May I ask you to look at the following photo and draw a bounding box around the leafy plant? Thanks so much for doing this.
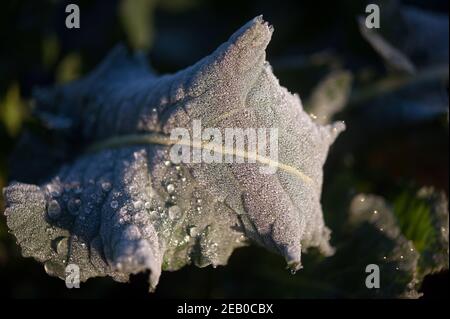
[3,17,344,291]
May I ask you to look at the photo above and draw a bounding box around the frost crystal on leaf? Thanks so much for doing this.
[3,16,344,291]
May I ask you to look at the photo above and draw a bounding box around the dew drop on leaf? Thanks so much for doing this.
[168,205,181,220]
[110,200,118,209]
[133,200,143,210]
[47,200,61,220]
[166,184,175,194]
[56,237,69,256]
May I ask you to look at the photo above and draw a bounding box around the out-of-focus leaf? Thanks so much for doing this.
[357,16,416,75]
[347,64,448,128]
[56,53,82,83]
[0,84,26,137]
[306,70,352,124]
[42,34,60,69]
[401,6,449,67]
[3,17,344,291]
[358,5,448,72]
[394,187,449,276]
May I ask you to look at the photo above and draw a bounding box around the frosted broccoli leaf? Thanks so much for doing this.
[3,16,344,290]
[4,147,245,290]
[348,191,449,298]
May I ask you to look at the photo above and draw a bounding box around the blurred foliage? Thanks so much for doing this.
[0,84,27,137]
[0,0,448,298]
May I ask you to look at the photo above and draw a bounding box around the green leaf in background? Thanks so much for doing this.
[0,84,26,137]
[393,188,449,277]
[42,34,60,70]
[56,53,82,83]
[119,0,156,51]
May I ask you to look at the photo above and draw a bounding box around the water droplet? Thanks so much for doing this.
[133,200,143,210]
[168,205,181,220]
[164,160,171,167]
[56,237,69,256]
[142,225,154,237]
[166,184,175,194]
[188,226,198,237]
[373,210,378,215]
[47,200,61,220]
[110,200,118,209]
[144,201,152,210]
[181,177,187,182]
[68,198,81,215]
[133,151,141,160]
[235,235,246,243]
[101,181,112,192]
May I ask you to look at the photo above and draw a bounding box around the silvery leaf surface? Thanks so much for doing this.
[3,16,344,290]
